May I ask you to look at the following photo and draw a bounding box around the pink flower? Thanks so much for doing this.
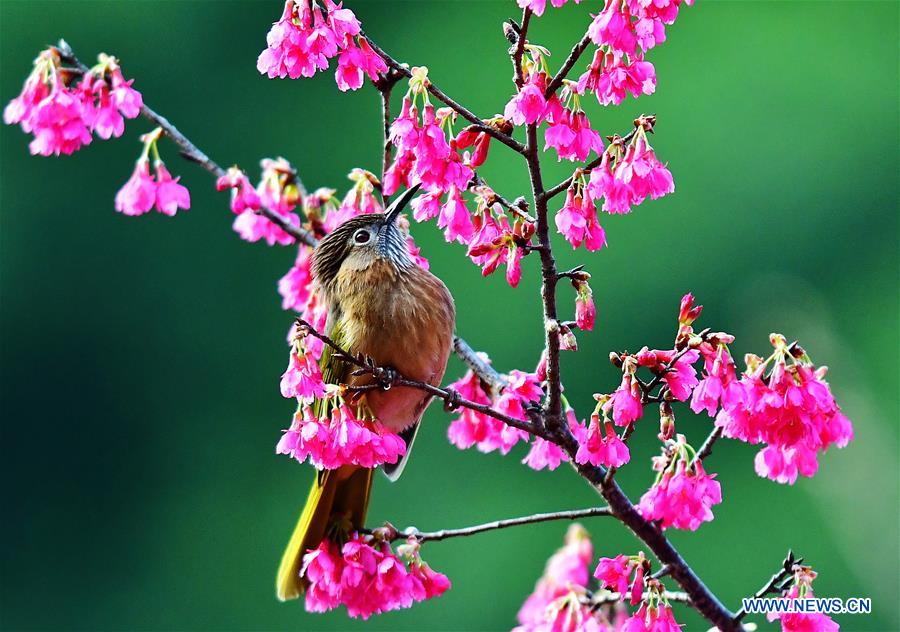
[604,374,643,426]
[586,134,674,215]
[279,248,315,312]
[455,126,492,168]
[636,347,699,402]
[634,17,667,52]
[715,336,854,484]
[437,186,475,244]
[335,37,387,91]
[280,349,326,400]
[115,159,157,216]
[410,191,442,222]
[638,460,722,530]
[544,108,604,162]
[575,415,630,467]
[216,167,262,214]
[467,213,533,288]
[389,97,420,153]
[503,73,548,126]
[406,237,430,269]
[768,584,839,632]
[522,437,567,471]
[26,78,92,156]
[574,280,595,331]
[301,539,343,612]
[588,1,637,56]
[153,163,190,216]
[258,0,358,80]
[382,150,415,196]
[690,342,743,417]
[232,209,298,246]
[257,157,301,214]
[446,368,539,455]
[555,188,607,252]
[622,603,681,632]
[577,49,656,107]
[4,65,50,130]
[408,561,451,600]
[593,554,633,595]
[277,401,406,470]
[301,534,448,618]
[516,524,593,628]
[516,0,579,17]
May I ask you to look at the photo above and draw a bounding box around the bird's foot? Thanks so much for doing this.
[443,388,462,412]
[371,365,399,390]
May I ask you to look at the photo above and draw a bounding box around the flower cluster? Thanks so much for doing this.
[467,187,535,288]
[516,527,686,631]
[586,119,674,215]
[216,160,302,246]
[577,0,694,107]
[514,524,600,632]
[277,398,407,469]
[5,48,142,156]
[276,328,407,469]
[446,366,541,456]
[115,128,190,217]
[302,534,449,618]
[553,118,673,250]
[594,553,645,604]
[713,334,855,484]
[637,434,722,530]
[258,0,387,91]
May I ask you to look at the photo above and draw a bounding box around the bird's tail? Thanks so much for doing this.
[276,465,374,601]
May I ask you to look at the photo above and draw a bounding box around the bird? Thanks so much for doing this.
[276,184,456,601]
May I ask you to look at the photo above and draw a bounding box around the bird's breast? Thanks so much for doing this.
[333,261,455,432]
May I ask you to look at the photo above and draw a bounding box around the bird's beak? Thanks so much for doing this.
[383,182,422,226]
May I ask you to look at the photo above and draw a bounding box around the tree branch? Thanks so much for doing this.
[392,505,611,543]
[296,318,546,439]
[544,31,592,98]
[362,34,527,155]
[733,551,801,622]
[374,70,402,205]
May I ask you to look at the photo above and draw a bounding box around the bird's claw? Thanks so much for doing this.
[443,388,462,412]
[372,365,399,390]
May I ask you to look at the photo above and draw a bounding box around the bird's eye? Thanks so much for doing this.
[352,229,371,245]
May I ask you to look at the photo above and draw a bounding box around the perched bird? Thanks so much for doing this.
[276,184,456,601]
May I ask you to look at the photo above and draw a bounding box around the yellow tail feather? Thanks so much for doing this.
[276,465,374,601]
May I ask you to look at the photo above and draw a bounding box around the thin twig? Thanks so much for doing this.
[56,40,320,249]
[734,551,801,622]
[584,589,690,609]
[374,70,402,205]
[394,506,611,543]
[296,318,544,438]
[544,32,592,98]
[694,426,724,464]
[362,34,527,155]
[510,8,532,90]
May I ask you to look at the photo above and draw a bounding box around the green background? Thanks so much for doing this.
[1,1,897,630]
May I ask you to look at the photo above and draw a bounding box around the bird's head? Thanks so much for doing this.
[312,184,421,289]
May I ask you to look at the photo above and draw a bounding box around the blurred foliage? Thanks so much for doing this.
[1,1,897,630]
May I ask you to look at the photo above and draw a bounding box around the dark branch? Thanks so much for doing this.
[734,551,801,622]
[362,34,527,155]
[544,32,592,97]
[296,318,544,438]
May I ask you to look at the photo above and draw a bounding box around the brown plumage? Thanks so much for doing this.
[276,186,455,601]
